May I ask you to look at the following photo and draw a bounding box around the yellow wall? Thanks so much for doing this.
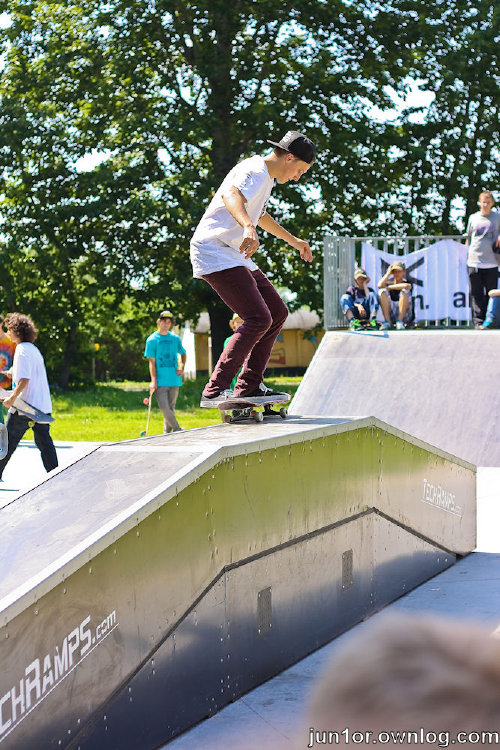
[195,329,324,373]
[268,329,324,368]
[195,333,210,372]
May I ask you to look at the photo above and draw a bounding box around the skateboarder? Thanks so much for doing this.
[0,313,58,480]
[190,129,315,407]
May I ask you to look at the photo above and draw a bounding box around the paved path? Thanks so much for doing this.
[0,439,100,509]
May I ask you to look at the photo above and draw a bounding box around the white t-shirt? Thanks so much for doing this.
[190,155,274,278]
[12,342,52,414]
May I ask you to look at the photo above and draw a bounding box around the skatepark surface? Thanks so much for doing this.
[290,330,500,467]
[1,439,499,749]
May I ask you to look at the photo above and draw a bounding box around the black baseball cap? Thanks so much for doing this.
[267,130,316,164]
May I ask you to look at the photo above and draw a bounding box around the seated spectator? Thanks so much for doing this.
[481,289,500,329]
[302,614,500,747]
[378,261,412,330]
[341,268,380,331]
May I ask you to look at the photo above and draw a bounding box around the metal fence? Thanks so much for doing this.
[323,235,464,329]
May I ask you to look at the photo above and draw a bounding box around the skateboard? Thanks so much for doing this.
[203,394,291,424]
[0,391,54,424]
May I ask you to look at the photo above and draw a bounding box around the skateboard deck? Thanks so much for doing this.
[0,391,54,424]
[202,394,291,424]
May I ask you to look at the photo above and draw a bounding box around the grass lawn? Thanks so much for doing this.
[45,375,303,443]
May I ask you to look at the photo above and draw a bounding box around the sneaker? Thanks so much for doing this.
[237,383,289,400]
[395,321,405,330]
[349,318,362,330]
[200,389,233,407]
[480,320,495,329]
[380,321,390,330]
[368,319,378,329]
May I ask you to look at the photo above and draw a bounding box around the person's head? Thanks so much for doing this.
[390,260,406,281]
[3,313,37,344]
[230,313,244,332]
[354,268,369,288]
[157,310,174,333]
[478,191,495,215]
[266,130,315,184]
[304,614,500,741]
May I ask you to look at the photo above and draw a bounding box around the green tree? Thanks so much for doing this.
[4,1,491,383]
[52,0,405,359]
[0,3,175,384]
[362,0,499,234]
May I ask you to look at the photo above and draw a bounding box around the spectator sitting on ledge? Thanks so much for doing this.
[378,261,412,330]
[481,289,500,329]
[341,268,380,331]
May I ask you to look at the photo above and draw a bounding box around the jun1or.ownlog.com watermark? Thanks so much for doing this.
[307,728,500,747]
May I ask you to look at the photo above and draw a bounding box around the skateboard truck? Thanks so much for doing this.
[222,403,289,424]
[201,392,291,424]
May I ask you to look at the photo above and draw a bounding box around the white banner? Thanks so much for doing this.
[361,239,471,322]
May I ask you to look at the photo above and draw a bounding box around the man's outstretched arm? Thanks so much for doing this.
[258,212,313,262]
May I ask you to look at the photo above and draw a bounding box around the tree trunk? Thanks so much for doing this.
[58,321,78,388]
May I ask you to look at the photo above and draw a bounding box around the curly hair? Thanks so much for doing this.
[4,313,38,343]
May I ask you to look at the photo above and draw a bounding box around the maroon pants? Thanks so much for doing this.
[201,266,288,397]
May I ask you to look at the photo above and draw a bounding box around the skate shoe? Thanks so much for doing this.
[200,389,233,407]
[236,383,289,401]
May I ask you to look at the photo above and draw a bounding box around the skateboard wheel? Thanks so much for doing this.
[223,413,232,423]
[279,407,288,419]
[252,411,264,423]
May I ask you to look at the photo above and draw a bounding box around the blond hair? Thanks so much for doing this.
[479,190,495,203]
[306,614,500,736]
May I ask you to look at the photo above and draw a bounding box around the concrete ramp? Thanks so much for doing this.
[290,330,500,467]
[0,418,475,749]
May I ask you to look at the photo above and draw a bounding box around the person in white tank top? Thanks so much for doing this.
[0,313,57,480]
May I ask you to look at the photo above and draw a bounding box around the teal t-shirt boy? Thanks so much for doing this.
[144,315,186,387]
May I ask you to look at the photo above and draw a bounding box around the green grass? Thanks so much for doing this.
[45,376,302,442]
